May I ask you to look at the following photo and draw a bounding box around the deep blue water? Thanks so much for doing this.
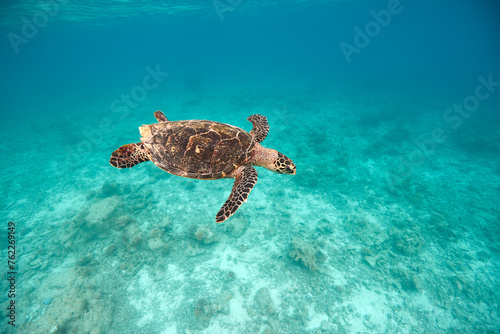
[1,1,500,333]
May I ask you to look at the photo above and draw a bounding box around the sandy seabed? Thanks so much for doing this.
[1,86,499,333]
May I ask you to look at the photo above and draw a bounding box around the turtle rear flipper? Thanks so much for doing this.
[216,166,258,223]
[154,110,169,122]
[110,143,149,168]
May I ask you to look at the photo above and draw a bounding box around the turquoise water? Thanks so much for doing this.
[1,0,500,333]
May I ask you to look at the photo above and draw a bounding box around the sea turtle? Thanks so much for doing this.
[110,111,296,222]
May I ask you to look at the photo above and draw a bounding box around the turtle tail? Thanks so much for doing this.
[110,143,149,168]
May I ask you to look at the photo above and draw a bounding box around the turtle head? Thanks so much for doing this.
[273,152,296,175]
[253,144,296,175]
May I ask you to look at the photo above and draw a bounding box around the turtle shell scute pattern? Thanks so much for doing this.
[143,120,255,179]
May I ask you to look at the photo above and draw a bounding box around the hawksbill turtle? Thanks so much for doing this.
[110,111,296,222]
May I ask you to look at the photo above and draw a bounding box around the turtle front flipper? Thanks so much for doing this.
[247,114,269,143]
[154,110,169,122]
[110,143,150,168]
[216,166,258,223]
